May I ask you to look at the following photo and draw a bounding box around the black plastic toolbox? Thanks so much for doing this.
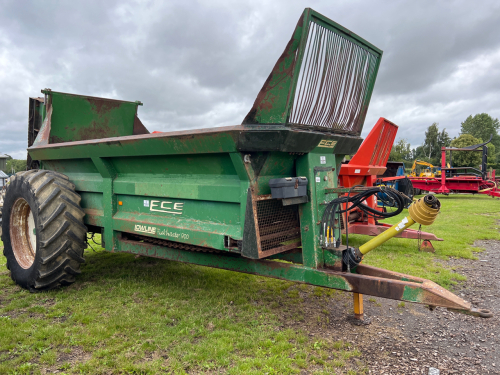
[269,177,308,199]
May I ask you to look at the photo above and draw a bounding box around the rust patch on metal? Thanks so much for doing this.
[242,17,303,124]
[343,272,405,301]
[355,264,425,284]
[418,280,471,309]
[76,122,116,142]
[259,242,301,258]
[324,266,474,311]
[82,209,104,226]
[419,239,435,252]
[9,198,36,269]
[133,115,150,135]
[48,135,66,144]
[86,97,122,113]
[29,125,244,150]
[83,208,104,217]
[250,191,263,256]
[33,106,52,146]
[254,194,272,201]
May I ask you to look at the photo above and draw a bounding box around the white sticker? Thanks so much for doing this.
[395,217,409,232]
[354,169,361,174]
[315,176,321,183]
[134,224,156,234]
[144,200,149,207]
[320,156,326,164]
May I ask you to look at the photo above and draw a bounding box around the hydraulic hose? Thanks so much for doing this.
[320,186,412,248]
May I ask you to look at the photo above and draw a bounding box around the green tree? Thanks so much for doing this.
[460,113,500,167]
[449,134,482,168]
[413,145,426,160]
[461,113,500,147]
[423,123,439,159]
[437,128,451,150]
[389,138,412,162]
[4,159,27,174]
[486,143,496,168]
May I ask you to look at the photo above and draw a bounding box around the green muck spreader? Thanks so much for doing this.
[1,8,492,320]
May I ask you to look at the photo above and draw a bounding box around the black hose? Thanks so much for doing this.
[320,186,411,244]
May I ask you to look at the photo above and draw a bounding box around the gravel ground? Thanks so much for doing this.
[280,240,500,374]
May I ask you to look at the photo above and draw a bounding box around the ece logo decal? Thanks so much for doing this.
[150,200,184,215]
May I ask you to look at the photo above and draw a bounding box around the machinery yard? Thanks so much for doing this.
[0,195,499,374]
[1,3,500,375]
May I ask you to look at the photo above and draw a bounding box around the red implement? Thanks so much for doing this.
[410,139,500,198]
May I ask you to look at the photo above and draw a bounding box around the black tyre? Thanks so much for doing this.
[1,170,86,291]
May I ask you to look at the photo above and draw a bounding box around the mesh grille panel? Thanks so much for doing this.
[289,21,379,134]
[256,199,300,252]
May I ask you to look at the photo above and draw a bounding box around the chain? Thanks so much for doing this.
[128,233,219,253]
[417,224,421,250]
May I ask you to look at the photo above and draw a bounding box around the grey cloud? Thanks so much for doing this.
[0,0,499,158]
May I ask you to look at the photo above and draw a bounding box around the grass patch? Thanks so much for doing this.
[0,238,362,374]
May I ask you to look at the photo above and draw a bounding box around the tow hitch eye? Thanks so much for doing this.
[448,307,494,318]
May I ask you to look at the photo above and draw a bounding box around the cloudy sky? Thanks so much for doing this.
[1,0,499,158]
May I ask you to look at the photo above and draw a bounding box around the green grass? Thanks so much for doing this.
[0,194,498,373]
[0,240,363,374]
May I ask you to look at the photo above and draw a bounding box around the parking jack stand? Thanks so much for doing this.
[353,293,364,320]
[351,292,372,325]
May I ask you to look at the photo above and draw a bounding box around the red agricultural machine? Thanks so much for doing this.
[409,136,500,197]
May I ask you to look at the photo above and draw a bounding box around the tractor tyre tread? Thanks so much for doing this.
[1,169,87,291]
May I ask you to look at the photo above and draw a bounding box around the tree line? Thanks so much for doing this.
[1,155,27,175]
[389,113,500,169]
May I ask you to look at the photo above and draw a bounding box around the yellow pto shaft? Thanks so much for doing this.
[358,215,415,255]
[343,194,441,269]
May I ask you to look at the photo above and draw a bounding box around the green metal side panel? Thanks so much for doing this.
[296,147,340,268]
[30,129,240,160]
[33,128,359,258]
[38,143,250,253]
[38,90,141,144]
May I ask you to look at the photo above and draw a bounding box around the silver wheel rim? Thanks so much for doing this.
[10,198,37,269]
